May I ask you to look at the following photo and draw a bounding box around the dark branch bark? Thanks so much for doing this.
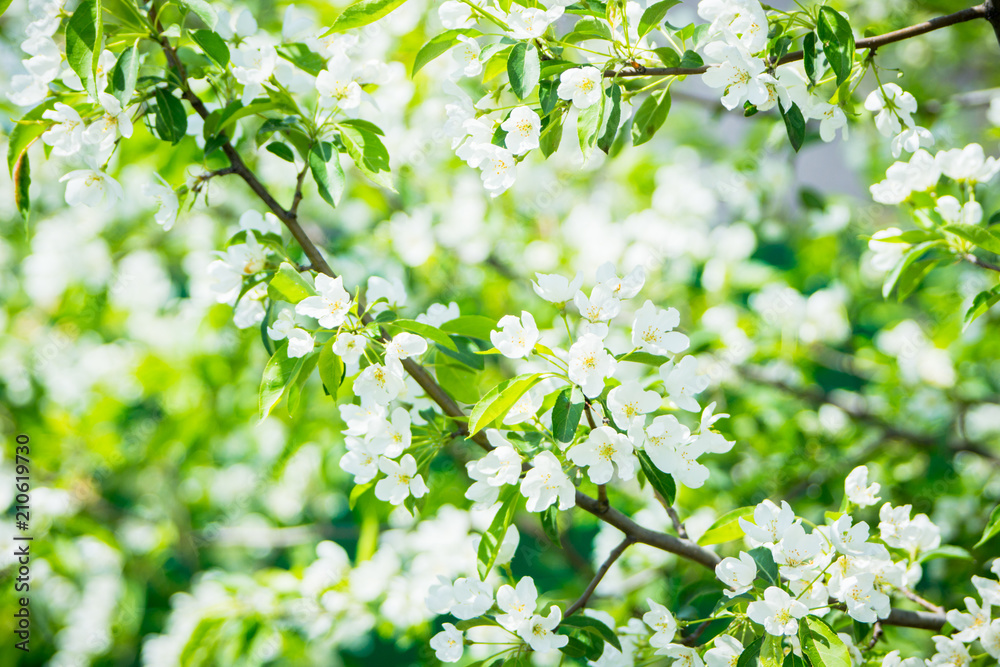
[150,19,950,636]
[605,4,989,78]
[563,537,634,617]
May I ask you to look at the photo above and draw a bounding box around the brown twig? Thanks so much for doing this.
[563,537,634,618]
[604,4,989,78]
[149,19,951,635]
[899,587,947,615]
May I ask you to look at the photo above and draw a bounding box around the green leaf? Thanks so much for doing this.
[779,101,805,152]
[975,504,1000,548]
[540,505,560,543]
[277,43,325,76]
[388,319,457,352]
[309,142,345,208]
[321,0,410,35]
[571,17,613,41]
[65,0,102,99]
[698,506,755,546]
[440,315,495,339]
[747,546,778,586]
[477,486,521,579]
[577,91,605,160]
[636,450,676,505]
[944,223,1000,254]
[412,29,473,76]
[552,388,584,443]
[631,88,671,146]
[266,141,296,162]
[679,50,704,67]
[615,350,670,366]
[800,617,851,667]
[559,615,622,652]
[318,340,346,394]
[507,42,540,100]
[110,42,140,106]
[267,262,318,304]
[192,30,230,68]
[436,358,481,404]
[13,152,30,223]
[882,241,942,299]
[0,0,13,18]
[598,83,622,154]
[803,32,821,84]
[349,480,375,509]
[469,373,545,435]
[917,545,973,563]
[217,101,280,134]
[178,0,217,28]
[963,286,1000,331]
[816,6,854,86]
[152,88,188,144]
[736,636,764,667]
[653,47,680,67]
[539,109,564,157]
[895,258,939,301]
[259,343,309,420]
[761,634,784,667]
[7,100,55,177]
[455,617,503,631]
[340,125,395,191]
[637,0,679,37]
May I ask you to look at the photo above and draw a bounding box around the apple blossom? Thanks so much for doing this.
[747,586,808,636]
[369,407,412,458]
[491,311,539,358]
[569,425,637,484]
[532,272,584,303]
[705,634,743,667]
[339,436,382,484]
[501,107,541,155]
[354,363,405,406]
[606,382,660,429]
[478,144,517,195]
[575,285,621,323]
[864,84,917,137]
[557,67,604,110]
[660,356,709,412]
[332,333,367,367]
[232,43,277,105]
[59,166,124,208]
[518,606,568,652]
[496,576,538,631]
[568,334,617,397]
[317,56,362,109]
[429,623,464,662]
[374,454,428,505]
[520,451,575,511]
[740,499,796,546]
[142,176,180,231]
[631,300,690,356]
[845,466,881,508]
[450,35,482,78]
[296,274,352,329]
[715,551,756,597]
[41,103,86,156]
[643,598,678,648]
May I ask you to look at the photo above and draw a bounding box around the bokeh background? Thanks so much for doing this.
[1,0,1000,664]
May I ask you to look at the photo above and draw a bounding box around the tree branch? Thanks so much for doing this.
[964,252,1000,274]
[605,4,989,78]
[563,537,634,618]
[150,22,949,636]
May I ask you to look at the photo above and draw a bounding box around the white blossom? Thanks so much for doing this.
[501,106,541,155]
[518,606,568,653]
[232,44,277,105]
[430,623,464,662]
[632,300,689,356]
[845,466,881,508]
[607,381,660,429]
[532,272,584,303]
[568,334,617,398]
[660,356,709,412]
[296,274,352,329]
[864,84,917,137]
[496,576,538,632]
[740,499,796,546]
[491,311,539,358]
[569,425,637,484]
[354,363,405,407]
[715,551,756,597]
[557,67,604,110]
[747,586,808,636]
[374,454,428,505]
[643,598,678,648]
[521,451,575,512]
